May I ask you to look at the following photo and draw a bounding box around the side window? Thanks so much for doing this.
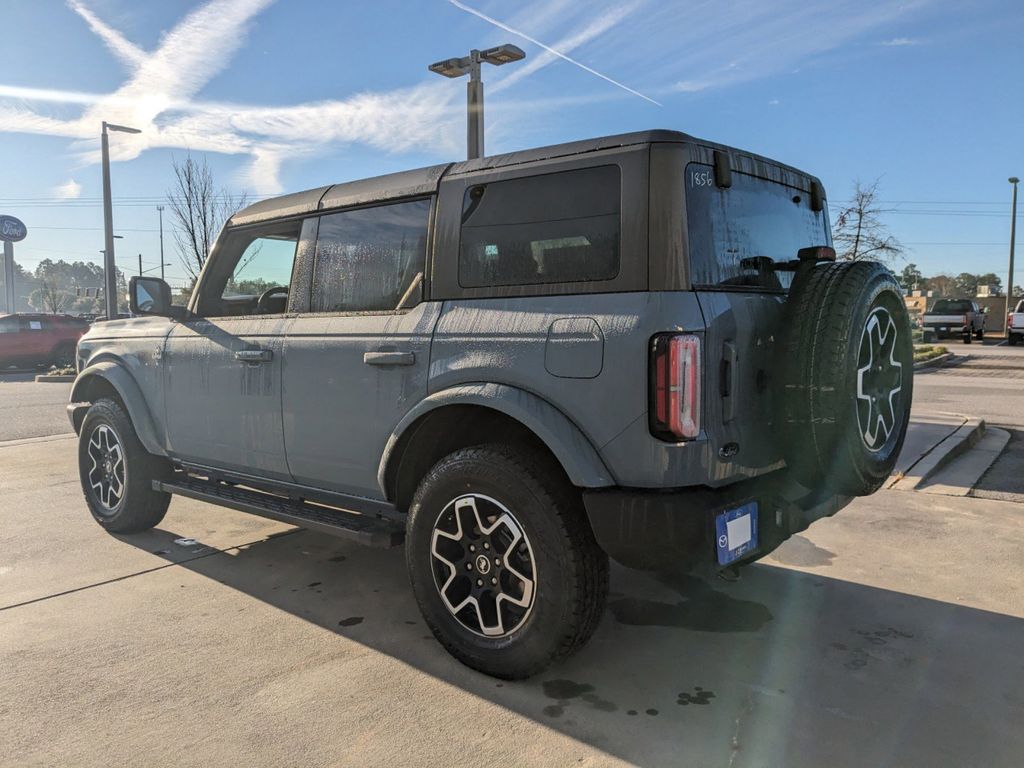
[310,199,429,313]
[198,220,301,317]
[458,165,620,288]
[0,316,19,333]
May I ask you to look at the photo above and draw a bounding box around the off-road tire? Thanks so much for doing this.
[405,443,609,679]
[78,398,171,533]
[963,332,972,344]
[975,327,984,341]
[1010,334,1020,346]
[778,261,913,496]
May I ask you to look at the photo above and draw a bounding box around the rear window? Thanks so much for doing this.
[932,300,973,313]
[685,163,830,291]
[459,166,620,288]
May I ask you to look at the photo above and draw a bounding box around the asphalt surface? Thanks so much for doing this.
[913,341,1024,500]
[0,372,72,441]
[1,343,1022,766]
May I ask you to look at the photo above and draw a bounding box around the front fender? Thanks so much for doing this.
[69,362,166,456]
[378,383,616,494]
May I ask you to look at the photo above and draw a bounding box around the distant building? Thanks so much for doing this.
[976,284,1001,297]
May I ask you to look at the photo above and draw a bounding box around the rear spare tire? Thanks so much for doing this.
[778,261,913,496]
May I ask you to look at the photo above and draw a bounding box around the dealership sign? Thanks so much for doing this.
[0,215,27,242]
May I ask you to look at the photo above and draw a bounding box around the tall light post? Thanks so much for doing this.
[1008,177,1019,333]
[101,121,141,319]
[429,44,525,160]
[156,204,165,282]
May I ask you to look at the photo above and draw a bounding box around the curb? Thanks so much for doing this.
[889,418,986,491]
[34,374,75,383]
[0,432,76,449]
[913,351,954,371]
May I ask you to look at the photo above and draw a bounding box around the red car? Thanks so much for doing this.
[0,313,88,369]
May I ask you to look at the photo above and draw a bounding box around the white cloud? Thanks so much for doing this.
[880,37,921,46]
[67,0,145,68]
[52,178,82,199]
[768,99,780,106]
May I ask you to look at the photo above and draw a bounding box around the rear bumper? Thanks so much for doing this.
[582,471,852,572]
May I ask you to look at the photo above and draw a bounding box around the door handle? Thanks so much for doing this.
[235,348,273,364]
[363,350,415,366]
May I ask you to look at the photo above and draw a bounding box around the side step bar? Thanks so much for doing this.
[154,476,404,548]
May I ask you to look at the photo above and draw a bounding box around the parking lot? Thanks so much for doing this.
[2,344,1023,767]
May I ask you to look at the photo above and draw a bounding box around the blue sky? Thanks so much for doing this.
[0,0,1021,290]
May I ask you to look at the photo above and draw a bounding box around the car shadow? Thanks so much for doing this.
[120,522,1024,768]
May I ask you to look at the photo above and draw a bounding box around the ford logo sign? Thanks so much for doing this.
[0,215,27,243]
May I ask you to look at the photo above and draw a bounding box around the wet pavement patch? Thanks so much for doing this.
[677,687,715,706]
[338,616,364,627]
[767,535,836,567]
[307,581,322,588]
[328,555,346,563]
[609,574,773,632]
[541,679,617,716]
[646,709,659,716]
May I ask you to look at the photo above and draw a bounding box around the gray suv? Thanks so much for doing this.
[69,130,913,678]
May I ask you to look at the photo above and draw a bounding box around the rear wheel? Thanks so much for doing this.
[1010,334,1020,346]
[78,398,171,533]
[405,443,608,679]
[963,332,972,344]
[976,327,984,341]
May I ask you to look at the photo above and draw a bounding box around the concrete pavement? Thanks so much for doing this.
[2,436,1023,767]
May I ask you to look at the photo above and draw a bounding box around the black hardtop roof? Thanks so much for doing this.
[228,129,819,227]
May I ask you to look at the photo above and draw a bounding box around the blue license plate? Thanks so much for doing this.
[715,502,759,566]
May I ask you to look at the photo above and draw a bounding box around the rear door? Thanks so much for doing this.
[682,156,833,474]
[281,198,438,499]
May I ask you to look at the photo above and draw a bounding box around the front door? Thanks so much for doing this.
[163,218,307,481]
[282,198,438,499]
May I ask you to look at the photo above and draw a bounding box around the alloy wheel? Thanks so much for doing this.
[856,306,904,452]
[86,423,126,512]
[430,494,537,638]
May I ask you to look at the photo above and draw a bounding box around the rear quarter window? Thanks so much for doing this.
[458,165,620,288]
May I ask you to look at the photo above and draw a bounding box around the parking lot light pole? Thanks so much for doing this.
[428,44,526,160]
[101,121,141,319]
[1008,177,1019,332]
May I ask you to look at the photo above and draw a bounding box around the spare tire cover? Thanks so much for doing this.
[777,261,913,496]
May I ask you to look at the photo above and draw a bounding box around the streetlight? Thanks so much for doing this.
[1008,177,1019,334]
[428,44,526,160]
[101,121,141,319]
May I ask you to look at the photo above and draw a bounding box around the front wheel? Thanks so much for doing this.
[405,444,609,679]
[78,398,171,533]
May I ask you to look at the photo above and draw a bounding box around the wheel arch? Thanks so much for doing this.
[378,384,615,512]
[69,361,166,456]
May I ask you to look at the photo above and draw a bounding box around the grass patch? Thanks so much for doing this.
[913,345,948,364]
[47,365,76,376]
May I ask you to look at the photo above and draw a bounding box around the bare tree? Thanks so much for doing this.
[832,179,903,263]
[29,277,69,314]
[166,155,248,279]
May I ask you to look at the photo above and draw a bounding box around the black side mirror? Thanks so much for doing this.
[129,276,174,317]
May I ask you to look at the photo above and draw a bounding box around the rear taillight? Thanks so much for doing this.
[650,334,701,441]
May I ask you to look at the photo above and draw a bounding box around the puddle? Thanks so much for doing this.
[606,573,773,632]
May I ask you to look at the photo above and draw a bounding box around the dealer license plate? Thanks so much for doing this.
[715,502,758,566]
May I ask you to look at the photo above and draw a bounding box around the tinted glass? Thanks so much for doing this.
[932,300,972,313]
[685,163,830,290]
[310,199,429,313]
[459,166,620,288]
[0,316,18,333]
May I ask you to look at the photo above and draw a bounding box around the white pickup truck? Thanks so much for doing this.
[1008,299,1024,346]
[923,299,986,344]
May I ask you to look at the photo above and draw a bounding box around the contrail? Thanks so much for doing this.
[447,0,661,106]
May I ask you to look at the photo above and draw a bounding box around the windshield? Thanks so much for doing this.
[932,299,972,313]
[685,162,830,291]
